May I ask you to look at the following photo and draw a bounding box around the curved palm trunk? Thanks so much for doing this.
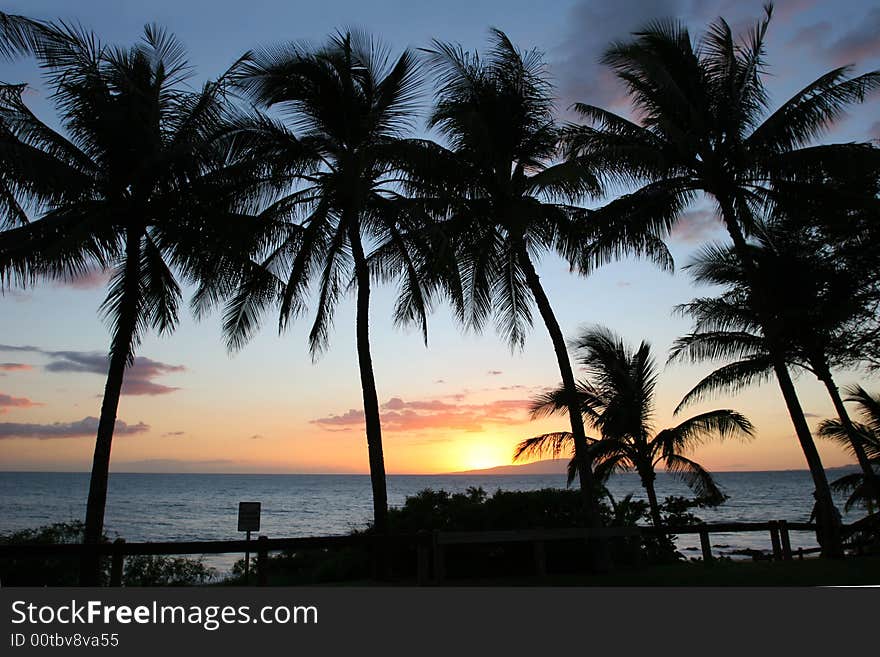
[717,198,842,557]
[348,223,389,535]
[519,253,600,523]
[80,228,141,585]
[817,369,880,512]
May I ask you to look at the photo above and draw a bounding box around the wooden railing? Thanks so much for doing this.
[427,520,826,581]
[0,521,833,586]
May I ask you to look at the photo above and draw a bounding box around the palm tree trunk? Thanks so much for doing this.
[348,222,389,535]
[518,254,602,523]
[520,254,609,571]
[716,197,842,557]
[80,227,141,585]
[818,369,880,512]
[641,471,664,528]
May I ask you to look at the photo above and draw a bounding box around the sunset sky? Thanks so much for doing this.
[1,0,879,475]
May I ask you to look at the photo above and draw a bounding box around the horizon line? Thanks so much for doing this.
[0,465,858,476]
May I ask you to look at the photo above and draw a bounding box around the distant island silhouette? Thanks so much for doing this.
[447,459,861,476]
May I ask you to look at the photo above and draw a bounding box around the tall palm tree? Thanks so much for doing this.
[0,21,262,583]
[818,386,880,514]
[408,29,670,536]
[514,327,753,527]
[564,5,880,555]
[197,32,455,535]
[670,232,880,509]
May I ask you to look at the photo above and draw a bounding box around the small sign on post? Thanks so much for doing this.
[238,502,261,584]
[238,502,261,532]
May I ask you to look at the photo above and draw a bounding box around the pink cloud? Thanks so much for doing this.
[0,363,32,371]
[52,268,112,291]
[670,208,724,244]
[312,396,532,433]
[0,392,43,413]
[826,9,880,65]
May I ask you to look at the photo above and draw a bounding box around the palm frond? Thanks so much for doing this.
[674,355,774,414]
[663,453,725,504]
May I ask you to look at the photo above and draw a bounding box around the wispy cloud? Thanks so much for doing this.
[0,416,149,440]
[0,345,185,396]
[0,392,43,414]
[312,395,532,433]
[788,8,880,66]
[52,268,112,291]
[0,363,32,372]
[669,208,724,244]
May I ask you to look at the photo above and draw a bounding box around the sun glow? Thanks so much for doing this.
[461,442,510,472]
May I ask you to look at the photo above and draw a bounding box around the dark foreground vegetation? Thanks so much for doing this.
[0,522,215,586]
[7,487,877,586]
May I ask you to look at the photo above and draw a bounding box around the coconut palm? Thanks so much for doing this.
[196,31,457,535]
[818,386,880,514]
[0,12,52,61]
[0,21,262,583]
[514,327,753,527]
[670,230,880,508]
[564,5,880,555]
[408,29,671,534]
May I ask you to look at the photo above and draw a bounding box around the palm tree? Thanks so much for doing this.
[514,327,753,527]
[408,29,671,536]
[564,4,880,555]
[818,386,880,514]
[197,31,455,535]
[0,12,51,62]
[670,231,880,509]
[0,21,261,583]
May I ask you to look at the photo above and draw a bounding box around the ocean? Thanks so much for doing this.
[0,470,860,573]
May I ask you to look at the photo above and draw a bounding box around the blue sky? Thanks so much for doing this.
[1,0,879,474]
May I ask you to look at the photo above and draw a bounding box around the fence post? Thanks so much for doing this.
[417,530,430,586]
[256,535,268,587]
[779,521,793,561]
[699,525,713,564]
[533,540,547,577]
[769,521,783,561]
[109,538,125,587]
[432,530,445,584]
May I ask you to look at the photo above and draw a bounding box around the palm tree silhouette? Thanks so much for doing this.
[409,30,670,538]
[514,327,753,527]
[818,386,880,514]
[0,21,261,583]
[564,5,879,555]
[198,31,455,534]
[671,229,880,509]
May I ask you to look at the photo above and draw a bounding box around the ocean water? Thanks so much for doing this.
[0,470,859,573]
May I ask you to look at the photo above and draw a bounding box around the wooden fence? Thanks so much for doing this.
[0,521,832,586]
